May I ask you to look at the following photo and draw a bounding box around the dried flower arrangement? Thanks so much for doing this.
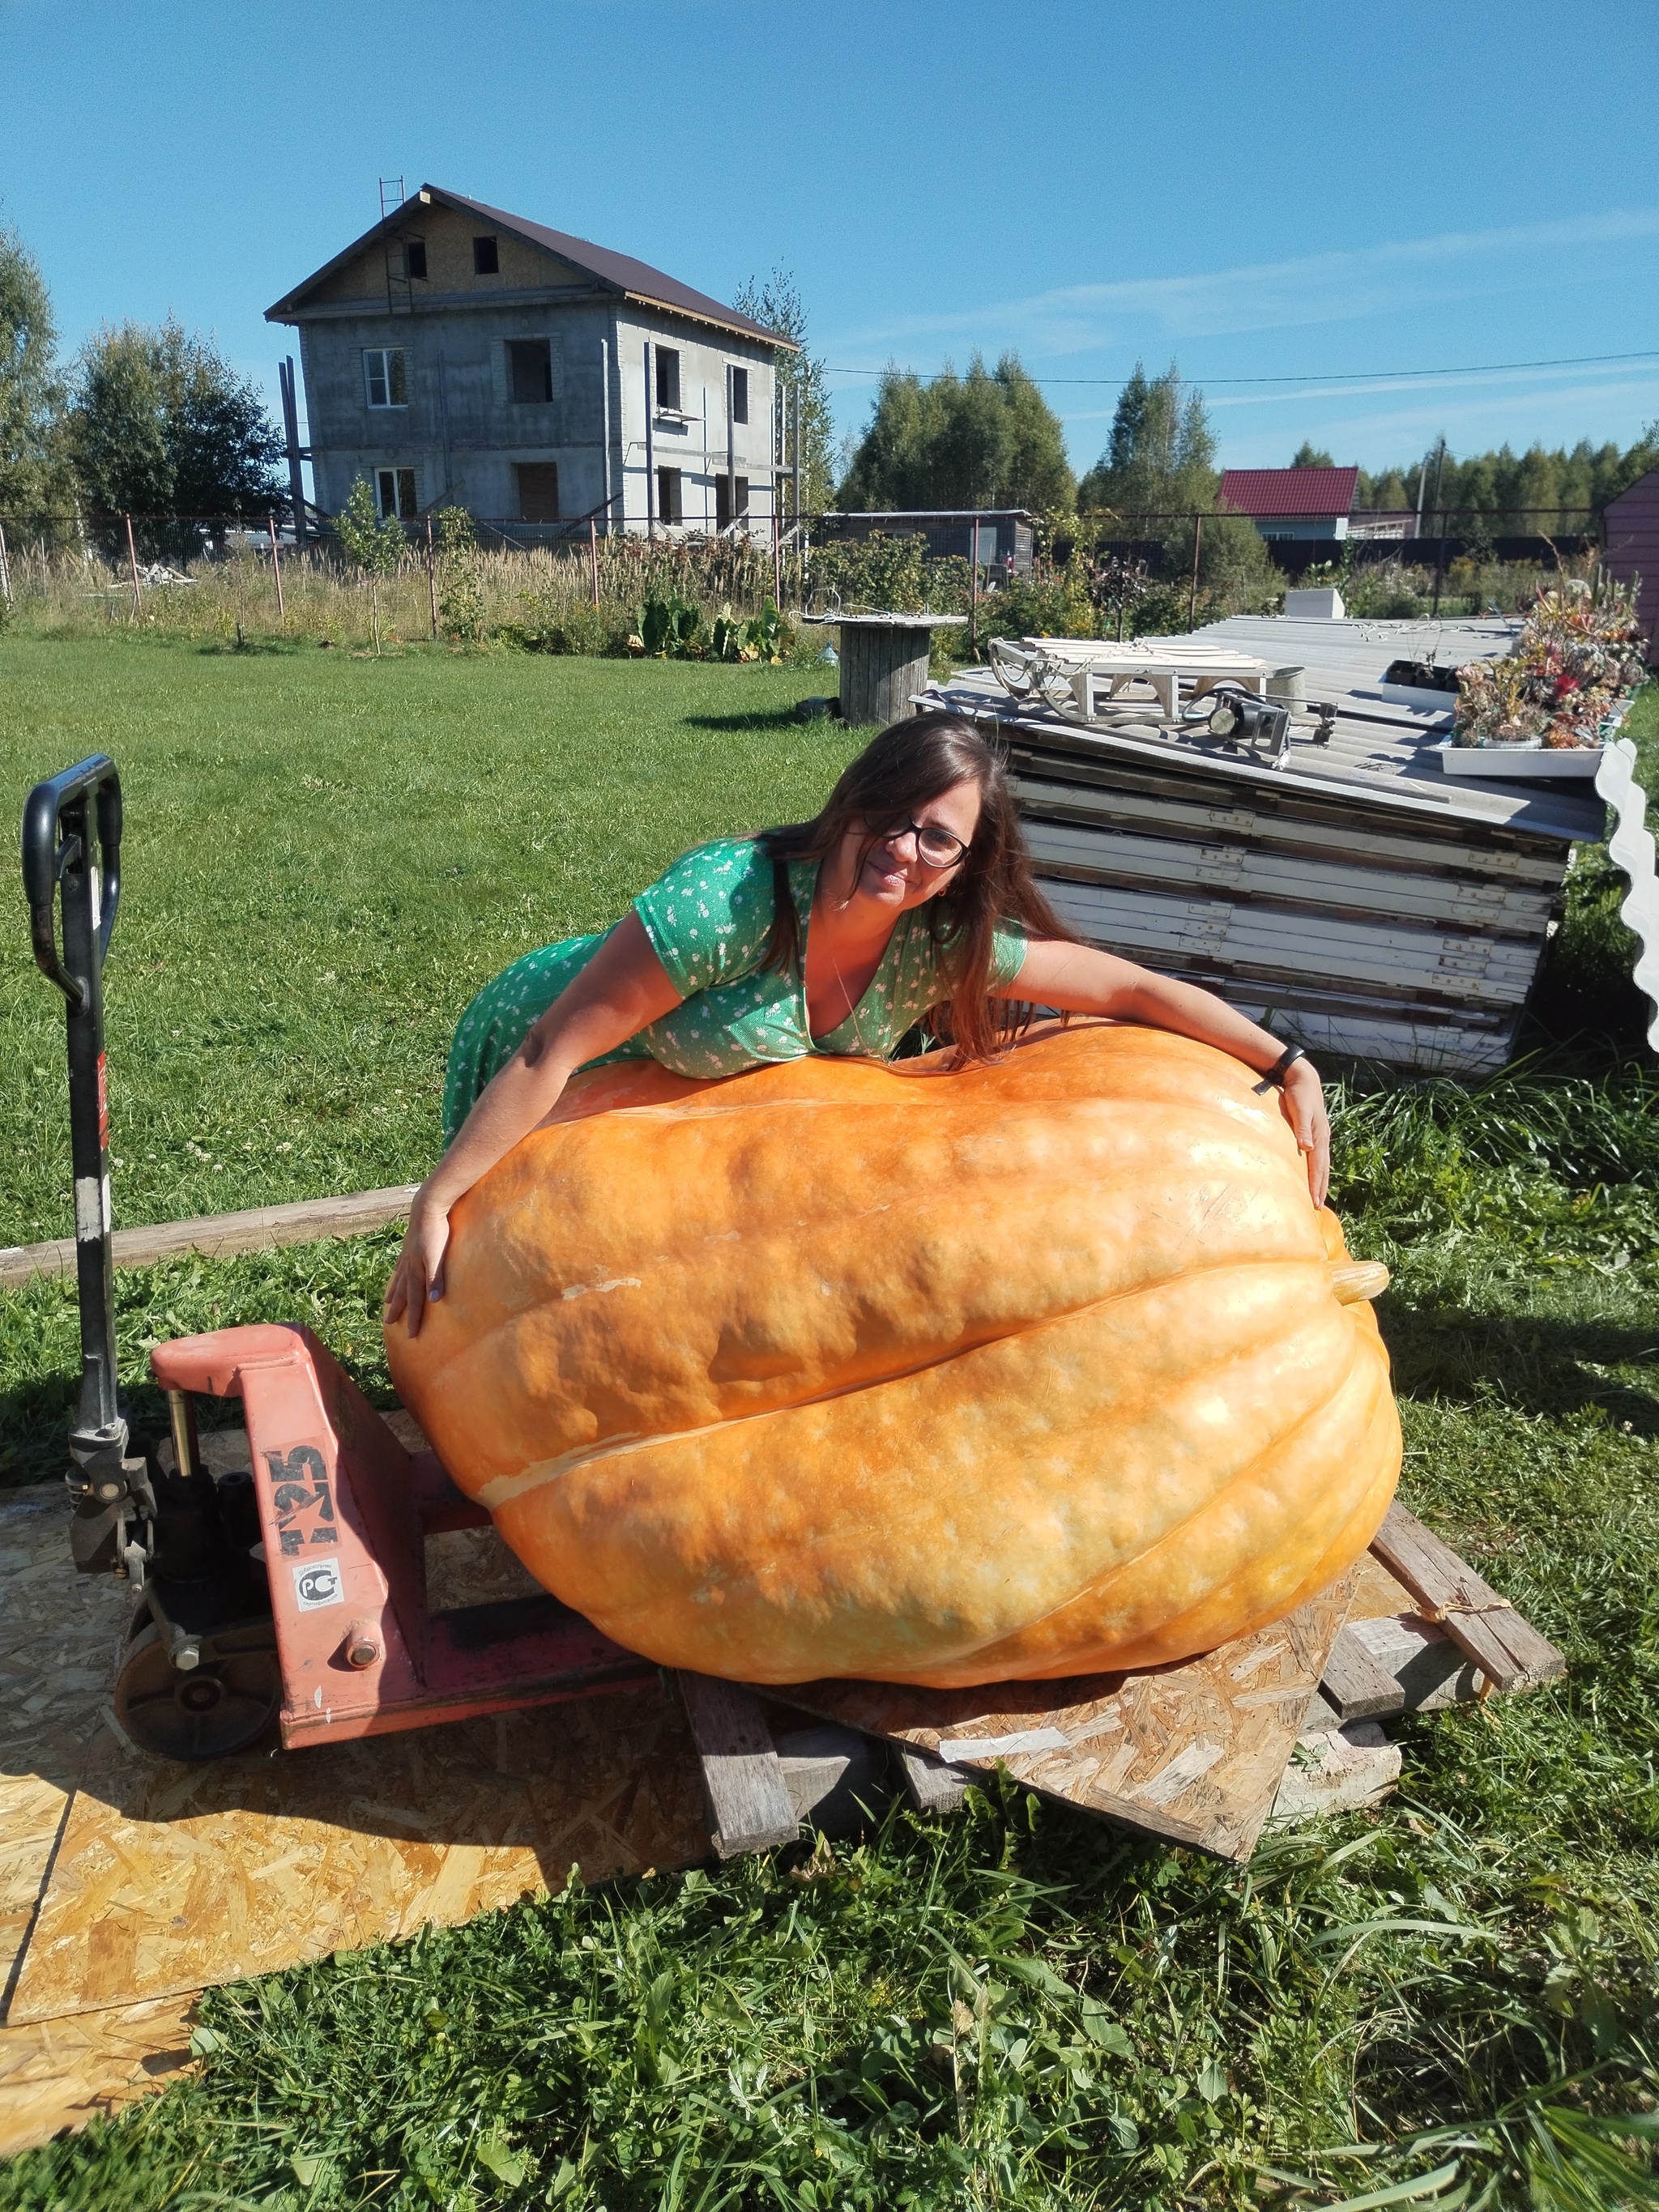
[1453,575,1648,748]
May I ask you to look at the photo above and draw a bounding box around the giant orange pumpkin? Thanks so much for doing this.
[386,1021,1400,1686]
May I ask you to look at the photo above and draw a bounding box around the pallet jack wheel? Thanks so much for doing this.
[114,1617,282,1759]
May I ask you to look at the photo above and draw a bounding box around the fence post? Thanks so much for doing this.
[1187,513,1203,631]
[124,514,143,619]
[0,518,11,602]
[267,514,285,622]
[970,520,979,653]
[590,516,599,608]
[425,515,438,637]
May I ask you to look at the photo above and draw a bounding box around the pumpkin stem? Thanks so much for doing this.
[1329,1259,1390,1303]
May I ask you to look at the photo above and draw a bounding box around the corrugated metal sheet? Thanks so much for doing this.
[1218,467,1358,518]
[1601,467,1659,659]
[927,614,1623,1073]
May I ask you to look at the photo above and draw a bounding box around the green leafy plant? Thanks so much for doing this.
[640,591,703,658]
[332,476,404,653]
[433,505,485,644]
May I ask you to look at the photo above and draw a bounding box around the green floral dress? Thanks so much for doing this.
[441,836,1029,1144]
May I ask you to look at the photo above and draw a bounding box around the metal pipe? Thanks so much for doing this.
[1188,513,1203,631]
[267,514,285,621]
[727,363,736,535]
[167,1387,200,1484]
[425,514,438,637]
[643,340,655,539]
[601,336,612,534]
[590,516,599,607]
[125,514,143,617]
[279,356,308,547]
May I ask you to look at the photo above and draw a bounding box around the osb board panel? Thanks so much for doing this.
[776,1575,1354,1862]
[1,1483,139,2010]
[1350,1551,1418,1623]
[10,1686,709,2026]
[2,1447,708,2032]
[0,1995,197,2161]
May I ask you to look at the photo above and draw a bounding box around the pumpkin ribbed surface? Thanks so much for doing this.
[386,1022,1400,1686]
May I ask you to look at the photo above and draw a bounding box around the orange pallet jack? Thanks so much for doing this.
[25,755,663,1767]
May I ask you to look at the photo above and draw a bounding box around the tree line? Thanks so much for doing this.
[5,206,1654,552]
[0,222,286,545]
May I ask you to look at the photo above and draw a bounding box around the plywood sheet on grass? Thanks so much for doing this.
[9,1681,707,2027]
[776,1575,1354,1861]
[2,1447,708,2033]
[0,1994,198,2160]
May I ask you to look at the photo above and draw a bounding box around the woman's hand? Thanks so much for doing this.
[1278,1057,1330,1208]
[384,1187,452,1339]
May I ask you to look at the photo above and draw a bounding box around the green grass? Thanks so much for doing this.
[0,638,853,1247]
[2,650,1659,2209]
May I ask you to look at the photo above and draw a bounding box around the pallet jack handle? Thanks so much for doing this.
[21,754,126,1468]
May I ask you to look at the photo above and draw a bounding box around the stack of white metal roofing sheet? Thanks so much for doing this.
[927,614,1618,1073]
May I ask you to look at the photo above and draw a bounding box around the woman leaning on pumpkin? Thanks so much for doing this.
[386,712,1330,1336]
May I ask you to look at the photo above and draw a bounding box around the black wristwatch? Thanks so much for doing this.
[1254,1044,1307,1093]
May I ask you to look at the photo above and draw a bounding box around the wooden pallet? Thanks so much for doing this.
[679,1507,1565,1862]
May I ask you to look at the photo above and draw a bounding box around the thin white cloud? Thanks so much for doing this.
[826,208,1659,359]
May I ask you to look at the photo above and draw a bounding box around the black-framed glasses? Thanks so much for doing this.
[873,816,970,868]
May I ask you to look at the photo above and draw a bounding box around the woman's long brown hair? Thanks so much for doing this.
[757,710,1081,1063]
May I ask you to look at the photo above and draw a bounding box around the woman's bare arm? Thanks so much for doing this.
[1000,938,1330,1205]
[386,910,682,1336]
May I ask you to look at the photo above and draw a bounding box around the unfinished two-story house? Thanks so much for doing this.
[266,185,793,536]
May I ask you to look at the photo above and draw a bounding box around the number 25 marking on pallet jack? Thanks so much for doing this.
[263,1444,338,1557]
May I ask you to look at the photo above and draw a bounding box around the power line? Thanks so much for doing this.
[822,347,1659,388]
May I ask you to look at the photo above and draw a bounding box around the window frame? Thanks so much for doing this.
[403,239,427,282]
[472,235,500,275]
[506,338,555,406]
[731,366,748,425]
[375,467,419,521]
[656,466,684,526]
[655,347,682,413]
[364,347,409,409]
[515,462,561,522]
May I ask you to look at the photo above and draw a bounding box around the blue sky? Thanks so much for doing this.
[3,0,1656,484]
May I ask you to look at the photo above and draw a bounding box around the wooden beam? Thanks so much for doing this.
[1370,1502,1565,1694]
[675,1673,799,1859]
[0,1186,419,1290]
[1319,1623,1408,1720]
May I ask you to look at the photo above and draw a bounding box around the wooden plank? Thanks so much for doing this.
[675,1674,799,1859]
[1370,1503,1565,1694]
[1319,1624,1407,1720]
[898,1747,972,1816]
[0,1185,419,1289]
[770,1575,1354,1863]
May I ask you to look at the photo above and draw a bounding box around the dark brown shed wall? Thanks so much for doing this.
[1602,467,1659,663]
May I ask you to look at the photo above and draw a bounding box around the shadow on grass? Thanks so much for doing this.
[1380,1296,1659,1433]
[682,706,825,734]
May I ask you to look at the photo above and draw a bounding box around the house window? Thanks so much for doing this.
[404,239,427,281]
[656,467,683,525]
[731,367,748,425]
[714,475,750,531]
[508,339,554,404]
[517,464,560,521]
[655,347,681,411]
[375,467,418,520]
[364,347,408,407]
[473,235,499,275]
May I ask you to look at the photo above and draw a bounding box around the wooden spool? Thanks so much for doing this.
[832,615,967,728]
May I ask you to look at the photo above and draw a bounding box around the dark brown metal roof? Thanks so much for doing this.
[266,184,793,347]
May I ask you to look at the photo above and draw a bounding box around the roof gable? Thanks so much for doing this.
[1218,466,1359,518]
[267,185,792,347]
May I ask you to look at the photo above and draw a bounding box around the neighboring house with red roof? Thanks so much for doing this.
[267,185,793,535]
[1217,466,1359,542]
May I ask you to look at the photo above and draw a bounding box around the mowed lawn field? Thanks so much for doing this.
[2,640,1659,2210]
